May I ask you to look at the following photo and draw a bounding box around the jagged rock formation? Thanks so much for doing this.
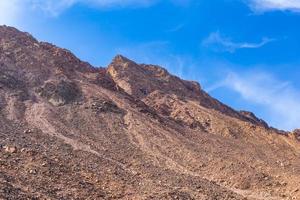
[0,26,299,200]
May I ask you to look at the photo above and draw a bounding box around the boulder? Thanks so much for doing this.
[3,145,17,153]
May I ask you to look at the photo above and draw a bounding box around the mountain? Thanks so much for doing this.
[0,26,299,200]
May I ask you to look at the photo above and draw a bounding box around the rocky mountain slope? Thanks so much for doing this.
[0,25,299,200]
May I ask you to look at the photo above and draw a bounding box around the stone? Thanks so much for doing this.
[29,169,37,174]
[24,129,32,134]
[4,145,17,153]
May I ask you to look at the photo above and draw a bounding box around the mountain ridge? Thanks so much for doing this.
[0,25,299,200]
[107,54,272,130]
[0,25,290,131]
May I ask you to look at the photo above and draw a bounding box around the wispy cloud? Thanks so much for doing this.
[115,40,197,79]
[209,69,300,131]
[0,0,159,25]
[165,23,185,32]
[115,41,169,68]
[247,0,300,13]
[203,31,274,53]
[31,0,158,16]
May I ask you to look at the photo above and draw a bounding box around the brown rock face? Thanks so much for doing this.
[294,129,300,141]
[0,26,300,200]
[108,55,203,99]
[108,55,270,134]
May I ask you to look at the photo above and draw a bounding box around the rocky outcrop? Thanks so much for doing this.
[36,80,82,106]
[293,129,300,141]
[108,55,202,99]
[239,111,269,128]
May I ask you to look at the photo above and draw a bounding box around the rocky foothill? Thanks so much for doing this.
[0,26,299,200]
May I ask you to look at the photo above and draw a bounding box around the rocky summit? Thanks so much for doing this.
[0,26,299,200]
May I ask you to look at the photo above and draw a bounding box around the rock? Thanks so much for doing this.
[293,129,300,141]
[37,80,81,106]
[1,25,300,200]
[0,71,23,90]
[29,169,37,174]
[3,145,17,153]
[90,99,123,114]
[239,110,269,128]
[24,129,32,134]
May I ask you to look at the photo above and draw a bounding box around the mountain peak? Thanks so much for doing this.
[0,25,95,78]
[108,55,202,99]
[1,26,300,200]
[107,56,269,127]
[112,54,134,64]
[0,25,37,43]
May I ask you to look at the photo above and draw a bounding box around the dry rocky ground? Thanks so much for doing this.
[0,26,299,200]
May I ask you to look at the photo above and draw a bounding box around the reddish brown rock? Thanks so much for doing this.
[293,129,300,141]
[0,25,299,200]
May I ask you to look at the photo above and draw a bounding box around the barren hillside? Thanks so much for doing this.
[0,26,299,200]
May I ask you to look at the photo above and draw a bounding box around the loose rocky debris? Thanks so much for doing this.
[167,190,194,200]
[36,80,82,106]
[85,98,125,115]
[0,25,299,200]
[0,71,22,90]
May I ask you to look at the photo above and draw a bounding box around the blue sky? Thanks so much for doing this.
[1,0,300,131]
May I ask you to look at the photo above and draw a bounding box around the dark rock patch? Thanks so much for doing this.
[92,68,119,91]
[293,129,300,141]
[89,98,125,114]
[37,80,82,106]
[0,71,24,90]
[239,110,269,128]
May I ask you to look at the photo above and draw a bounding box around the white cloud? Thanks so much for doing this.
[247,0,300,12]
[210,70,300,131]
[203,31,274,53]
